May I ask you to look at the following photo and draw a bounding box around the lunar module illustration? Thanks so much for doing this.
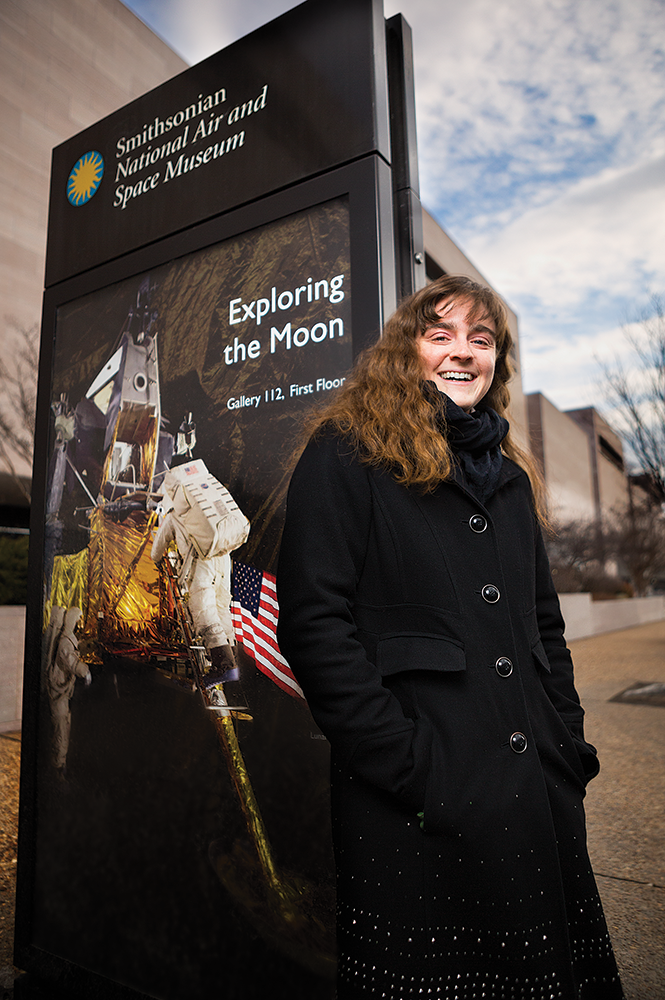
[43,280,335,977]
[45,282,245,678]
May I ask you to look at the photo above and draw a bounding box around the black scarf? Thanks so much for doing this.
[423,381,509,503]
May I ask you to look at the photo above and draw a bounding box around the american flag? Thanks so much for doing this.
[231,561,304,700]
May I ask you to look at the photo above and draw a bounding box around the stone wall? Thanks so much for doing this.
[560,593,665,642]
[0,606,25,732]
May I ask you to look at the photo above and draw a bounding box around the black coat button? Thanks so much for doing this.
[481,584,500,603]
[469,514,487,533]
[495,656,513,677]
[510,732,528,754]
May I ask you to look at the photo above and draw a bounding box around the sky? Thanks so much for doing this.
[121,0,665,419]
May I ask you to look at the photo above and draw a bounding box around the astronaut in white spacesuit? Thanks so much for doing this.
[151,460,250,687]
[45,606,91,778]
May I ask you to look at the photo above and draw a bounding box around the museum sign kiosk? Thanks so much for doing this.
[15,1,424,996]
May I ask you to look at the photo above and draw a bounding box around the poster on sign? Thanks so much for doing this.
[30,197,352,999]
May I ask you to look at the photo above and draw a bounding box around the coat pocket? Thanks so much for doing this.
[376,633,466,677]
[531,637,552,674]
[571,734,600,784]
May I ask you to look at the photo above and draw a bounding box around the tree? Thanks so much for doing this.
[547,498,665,597]
[0,321,38,502]
[600,295,665,501]
[0,534,29,604]
[605,496,665,597]
[546,517,621,595]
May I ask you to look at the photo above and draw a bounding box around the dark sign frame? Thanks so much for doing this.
[16,155,396,1000]
[44,0,393,287]
[15,0,425,993]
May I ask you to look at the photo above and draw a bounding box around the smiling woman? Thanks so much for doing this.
[417,297,497,411]
[276,275,625,999]
[283,274,528,498]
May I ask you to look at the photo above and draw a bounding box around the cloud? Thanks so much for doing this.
[400,0,665,229]
[464,147,665,406]
[520,313,665,460]
[515,314,649,414]
[465,152,665,313]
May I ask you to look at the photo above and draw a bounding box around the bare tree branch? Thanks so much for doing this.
[599,295,665,500]
[548,501,665,597]
[605,497,665,596]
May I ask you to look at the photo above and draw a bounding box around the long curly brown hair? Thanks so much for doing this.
[305,275,548,523]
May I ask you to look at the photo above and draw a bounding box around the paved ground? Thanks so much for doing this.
[0,730,20,999]
[0,620,663,999]
[570,620,665,1000]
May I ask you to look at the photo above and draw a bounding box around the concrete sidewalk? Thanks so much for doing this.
[571,620,665,1000]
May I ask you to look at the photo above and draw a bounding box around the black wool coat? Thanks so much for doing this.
[276,432,624,1000]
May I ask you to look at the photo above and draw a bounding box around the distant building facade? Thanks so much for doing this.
[0,0,187,480]
[566,407,629,519]
[526,393,597,522]
[526,394,630,525]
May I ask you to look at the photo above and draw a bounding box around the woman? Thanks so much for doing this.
[276,276,624,999]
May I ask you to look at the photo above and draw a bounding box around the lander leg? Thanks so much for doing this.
[160,557,336,979]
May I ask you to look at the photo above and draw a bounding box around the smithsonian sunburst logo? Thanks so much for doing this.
[67,151,104,206]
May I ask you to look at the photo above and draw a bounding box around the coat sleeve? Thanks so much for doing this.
[276,433,432,811]
[534,525,600,783]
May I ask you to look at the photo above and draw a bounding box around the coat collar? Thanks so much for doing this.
[448,455,524,511]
